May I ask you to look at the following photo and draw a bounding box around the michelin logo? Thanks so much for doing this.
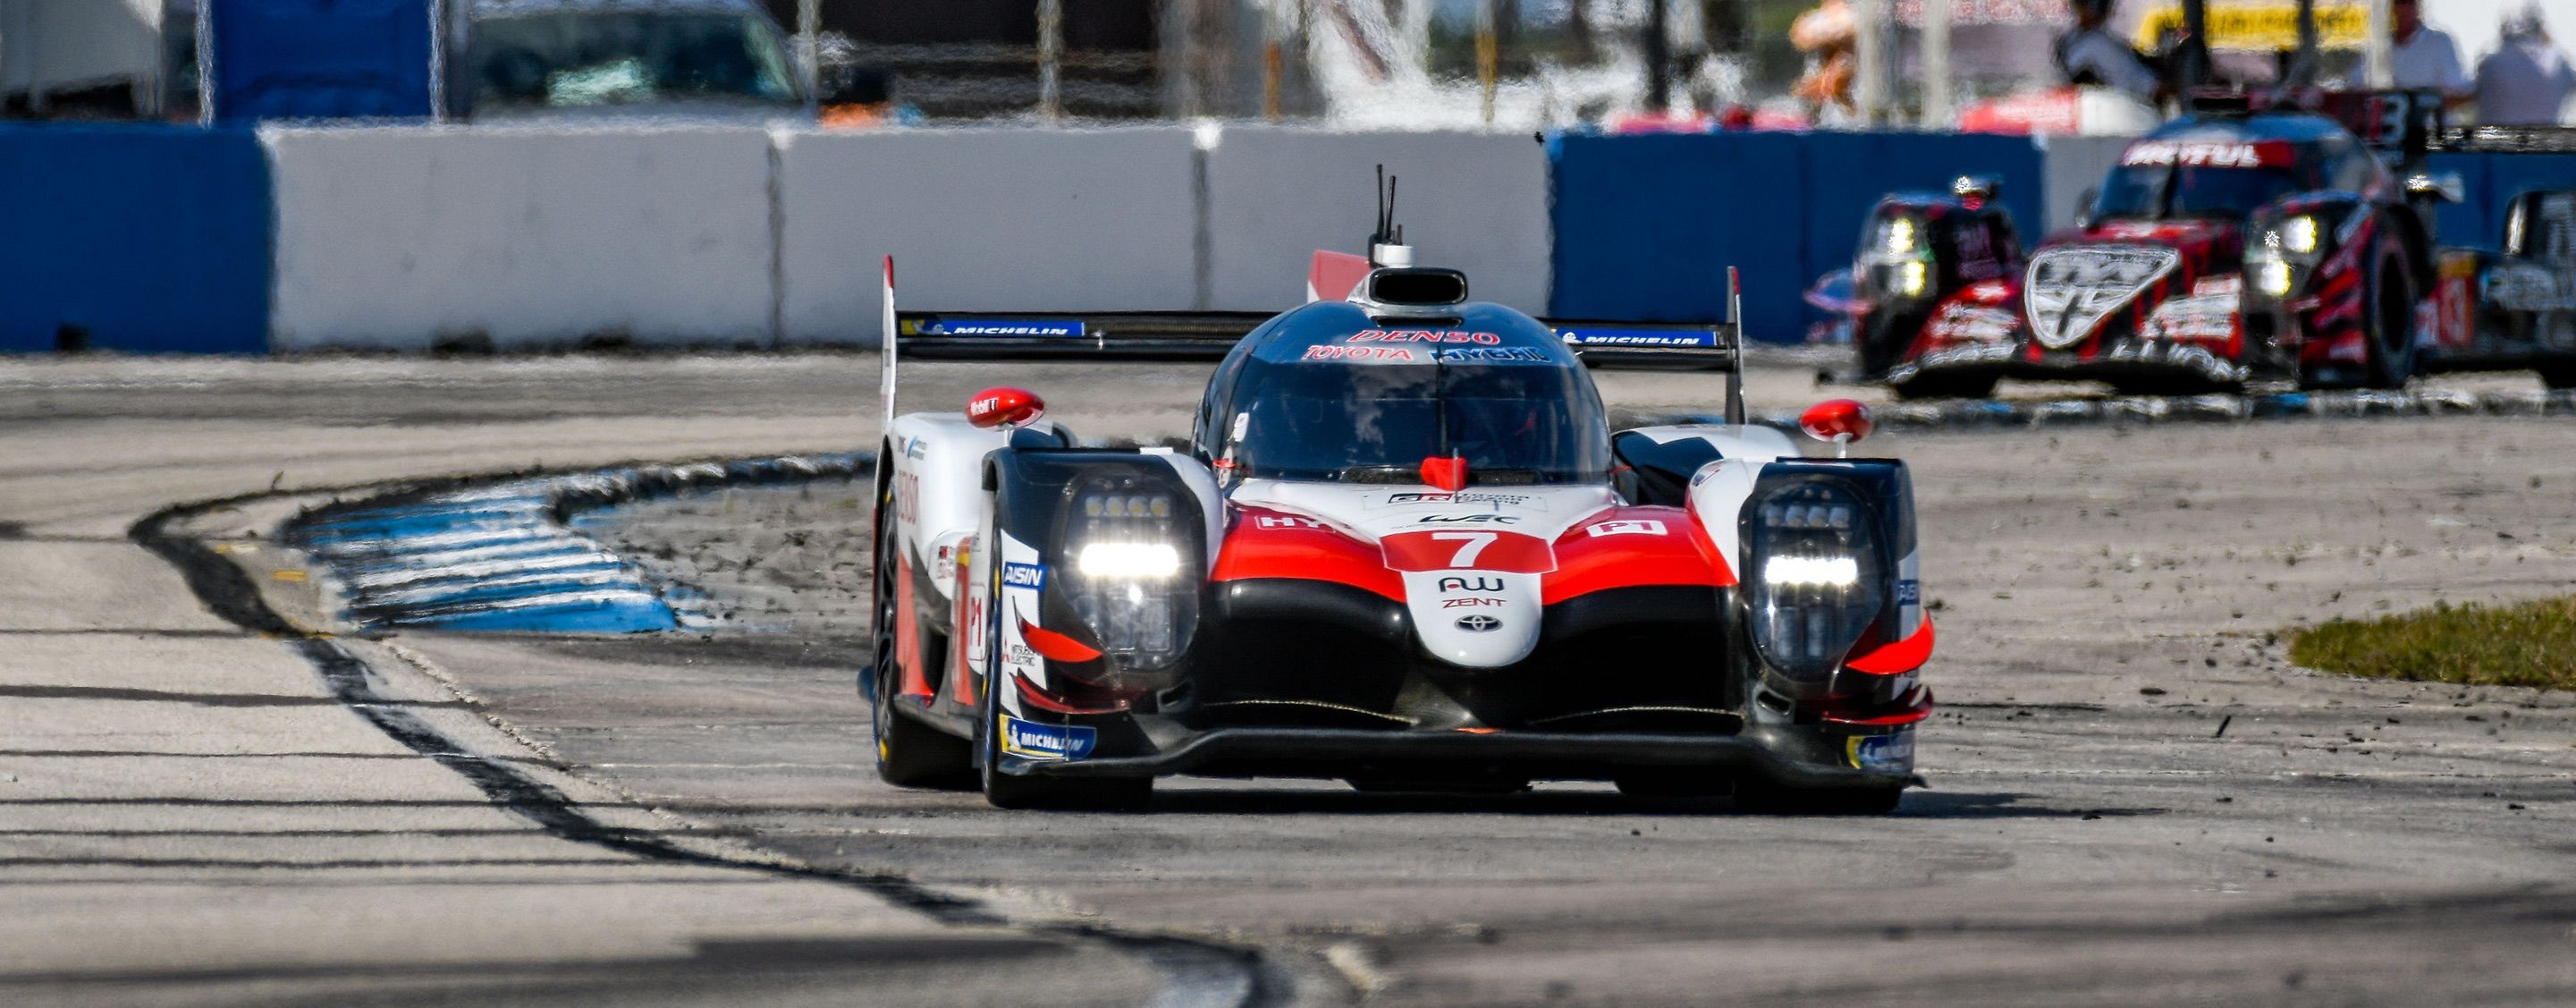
[1001,716,1097,761]
[933,318,1085,338]
[1002,563,1046,589]
[1557,328,1719,347]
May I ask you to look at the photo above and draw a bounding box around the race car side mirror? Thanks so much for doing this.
[1799,399,1874,458]
[966,386,1045,429]
[2404,172,2465,204]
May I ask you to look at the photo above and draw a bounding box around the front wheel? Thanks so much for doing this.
[974,565,1151,811]
[870,512,974,791]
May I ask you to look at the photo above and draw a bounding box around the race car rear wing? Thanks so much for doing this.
[877,257,1750,428]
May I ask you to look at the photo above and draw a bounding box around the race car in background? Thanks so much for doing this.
[864,201,1935,814]
[1845,90,2576,399]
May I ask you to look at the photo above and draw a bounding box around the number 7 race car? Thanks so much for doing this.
[865,206,1935,814]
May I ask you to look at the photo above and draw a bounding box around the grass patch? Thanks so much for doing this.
[2289,597,2576,690]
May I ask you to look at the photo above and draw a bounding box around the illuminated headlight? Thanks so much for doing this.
[1061,480,1199,672]
[1879,216,1919,254]
[1077,542,1180,579]
[2252,257,2295,298]
[2278,216,2318,255]
[1744,481,1887,682]
[1763,555,1859,587]
[1896,260,1929,298]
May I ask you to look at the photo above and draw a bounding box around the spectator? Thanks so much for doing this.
[2475,4,2575,125]
[2055,0,2160,102]
[1790,0,1857,115]
[2348,0,2470,102]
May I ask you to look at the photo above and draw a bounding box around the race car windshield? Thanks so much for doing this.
[2092,164,2323,221]
[1225,358,1610,485]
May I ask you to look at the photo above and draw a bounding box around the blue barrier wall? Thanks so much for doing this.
[2424,151,2576,250]
[208,0,435,123]
[0,127,272,353]
[1551,131,2045,343]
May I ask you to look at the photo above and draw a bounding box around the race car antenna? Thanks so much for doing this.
[1725,266,1745,427]
[1369,165,1413,268]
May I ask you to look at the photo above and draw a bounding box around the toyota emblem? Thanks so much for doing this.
[1455,614,1502,632]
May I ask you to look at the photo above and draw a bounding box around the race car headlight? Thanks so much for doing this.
[2251,256,2296,298]
[1060,479,1200,673]
[2278,216,2318,256]
[1744,481,1888,684]
[1895,260,1929,298]
[1879,216,1920,255]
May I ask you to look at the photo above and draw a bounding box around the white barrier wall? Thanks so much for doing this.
[2040,135,2136,233]
[779,127,1200,346]
[1202,128,1551,314]
[266,125,777,351]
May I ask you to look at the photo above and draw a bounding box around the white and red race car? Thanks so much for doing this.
[866,218,1936,813]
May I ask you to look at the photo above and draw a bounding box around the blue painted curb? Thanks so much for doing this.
[284,453,872,634]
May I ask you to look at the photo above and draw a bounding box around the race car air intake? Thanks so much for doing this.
[1744,479,1888,685]
[1060,471,1203,679]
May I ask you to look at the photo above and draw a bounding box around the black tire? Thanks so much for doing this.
[973,564,1152,811]
[1889,372,1999,402]
[1613,767,1734,800]
[1731,777,1904,816]
[2361,231,2420,390]
[869,504,975,791]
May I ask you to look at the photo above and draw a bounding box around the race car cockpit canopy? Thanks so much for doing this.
[2090,114,2386,221]
[1192,301,1611,486]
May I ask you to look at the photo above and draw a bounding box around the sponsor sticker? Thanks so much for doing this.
[1001,562,1046,590]
[904,437,927,460]
[1432,346,1550,362]
[1555,327,1721,347]
[1454,614,1504,632]
[1347,329,1504,344]
[1254,514,1325,529]
[1411,513,1520,525]
[920,318,1085,338]
[1435,575,1506,593]
[1441,597,1508,608]
[1382,491,1533,507]
[1895,579,1921,606]
[1848,729,1915,773]
[2116,140,2293,169]
[1001,715,1097,761]
[1584,519,1667,538]
[1302,344,1418,362]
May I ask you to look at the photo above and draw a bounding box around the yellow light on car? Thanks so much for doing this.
[2255,258,2295,297]
[2280,216,2318,255]
[1881,217,1918,254]
[1897,259,1929,297]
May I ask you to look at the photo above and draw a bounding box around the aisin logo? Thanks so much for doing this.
[1455,614,1502,632]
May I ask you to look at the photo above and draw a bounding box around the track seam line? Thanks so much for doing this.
[131,463,1296,1008]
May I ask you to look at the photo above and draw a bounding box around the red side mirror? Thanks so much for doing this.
[966,387,1045,429]
[1799,399,1873,455]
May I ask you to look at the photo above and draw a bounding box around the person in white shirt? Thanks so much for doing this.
[2349,0,2470,102]
[2057,0,2161,101]
[2475,5,2576,125]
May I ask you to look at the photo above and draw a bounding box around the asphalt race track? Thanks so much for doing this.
[4,353,2574,1005]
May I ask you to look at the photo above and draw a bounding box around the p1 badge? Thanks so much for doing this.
[1001,715,1097,761]
[1846,729,1915,773]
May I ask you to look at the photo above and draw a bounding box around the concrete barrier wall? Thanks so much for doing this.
[266,125,776,351]
[780,127,1200,346]
[2038,135,2133,233]
[0,125,269,353]
[1203,127,1551,314]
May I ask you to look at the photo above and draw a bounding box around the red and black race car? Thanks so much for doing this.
[1845,93,2576,399]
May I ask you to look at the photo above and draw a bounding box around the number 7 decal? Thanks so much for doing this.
[1431,531,1496,567]
[1381,530,1555,573]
